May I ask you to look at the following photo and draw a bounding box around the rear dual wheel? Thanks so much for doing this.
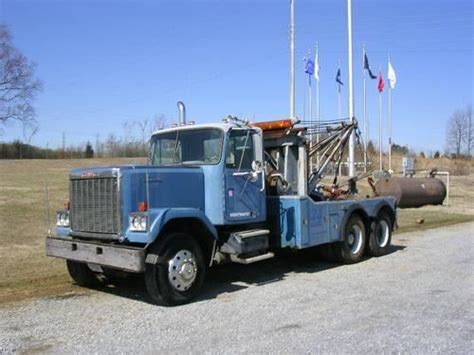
[333,212,392,263]
[334,214,367,264]
[368,212,392,256]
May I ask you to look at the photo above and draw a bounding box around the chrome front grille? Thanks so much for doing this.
[70,177,120,235]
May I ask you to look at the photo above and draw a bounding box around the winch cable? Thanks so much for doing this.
[332,125,372,189]
[303,119,358,194]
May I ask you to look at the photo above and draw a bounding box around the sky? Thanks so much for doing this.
[0,0,472,153]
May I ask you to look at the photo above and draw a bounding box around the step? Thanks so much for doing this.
[232,229,270,239]
[230,252,275,265]
[221,229,270,255]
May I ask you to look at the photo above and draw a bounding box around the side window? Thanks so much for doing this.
[226,130,255,170]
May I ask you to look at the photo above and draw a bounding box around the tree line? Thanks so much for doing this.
[0,116,166,159]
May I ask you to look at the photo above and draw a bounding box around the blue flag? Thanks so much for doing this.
[305,59,315,76]
[364,53,377,79]
[336,68,343,85]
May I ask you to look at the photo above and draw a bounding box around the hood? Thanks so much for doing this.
[69,164,205,237]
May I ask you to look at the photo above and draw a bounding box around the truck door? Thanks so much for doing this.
[224,128,266,224]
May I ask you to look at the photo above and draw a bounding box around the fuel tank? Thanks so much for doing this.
[375,176,446,208]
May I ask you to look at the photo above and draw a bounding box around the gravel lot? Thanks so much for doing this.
[1,222,473,353]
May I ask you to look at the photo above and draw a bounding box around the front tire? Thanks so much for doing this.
[66,260,103,288]
[334,214,366,264]
[145,233,206,306]
[368,212,392,256]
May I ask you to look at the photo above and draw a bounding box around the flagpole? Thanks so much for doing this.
[337,61,343,177]
[379,64,383,171]
[363,43,368,173]
[388,56,392,172]
[289,0,296,119]
[347,0,356,177]
[316,43,320,169]
[309,63,313,172]
[338,60,342,120]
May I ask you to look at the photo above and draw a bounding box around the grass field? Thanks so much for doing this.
[0,158,473,304]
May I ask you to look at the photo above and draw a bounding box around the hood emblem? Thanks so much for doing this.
[81,172,97,178]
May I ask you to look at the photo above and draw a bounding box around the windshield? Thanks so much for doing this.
[150,128,224,166]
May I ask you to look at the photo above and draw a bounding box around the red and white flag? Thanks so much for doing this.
[378,71,385,93]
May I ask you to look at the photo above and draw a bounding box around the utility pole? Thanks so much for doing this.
[315,43,320,168]
[347,0,356,177]
[307,53,313,172]
[363,43,368,173]
[468,105,472,156]
[95,134,100,158]
[378,64,383,170]
[62,132,66,159]
[290,0,296,120]
[388,64,393,171]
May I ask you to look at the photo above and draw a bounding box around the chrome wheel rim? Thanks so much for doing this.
[168,249,197,292]
[377,220,390,248]
[348,225,363,254]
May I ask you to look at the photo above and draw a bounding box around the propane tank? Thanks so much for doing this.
[375,176,446,208]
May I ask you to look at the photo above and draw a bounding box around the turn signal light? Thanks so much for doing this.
[138,201,148,212]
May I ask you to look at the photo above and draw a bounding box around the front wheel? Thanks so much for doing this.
[334,214,366,264]
[145,233,206,306]
[66,260,104,288]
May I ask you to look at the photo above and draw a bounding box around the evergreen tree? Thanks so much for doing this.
[84,141,94,158]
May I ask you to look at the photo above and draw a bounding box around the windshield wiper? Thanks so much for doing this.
[172,131,181,164]
[237,130,251,172]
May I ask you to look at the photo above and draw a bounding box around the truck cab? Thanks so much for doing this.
[149,122,267,226]
[47,113,396,306]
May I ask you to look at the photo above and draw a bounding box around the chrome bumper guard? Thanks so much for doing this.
[46,237,145,273]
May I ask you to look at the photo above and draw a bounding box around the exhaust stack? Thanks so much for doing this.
[177,101,186,126]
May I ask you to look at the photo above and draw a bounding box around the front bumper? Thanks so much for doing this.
[46,237,145,272]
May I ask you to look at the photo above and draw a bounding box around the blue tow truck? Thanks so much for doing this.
[46,103,396,306]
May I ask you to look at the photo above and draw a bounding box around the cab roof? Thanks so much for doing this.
[151,121,261,137]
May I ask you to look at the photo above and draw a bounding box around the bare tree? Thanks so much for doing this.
[446,109,468,157]
[149,114,167,136]
[122,121,135,157]
[105,134,121,157]
[135,118,148,146]
[22,122,39,144]
[0,24,42,126]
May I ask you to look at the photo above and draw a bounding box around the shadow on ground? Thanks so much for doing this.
[90,244,406,305]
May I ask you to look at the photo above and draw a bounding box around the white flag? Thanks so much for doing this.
[314,52,320,82]
[388,61,397,89]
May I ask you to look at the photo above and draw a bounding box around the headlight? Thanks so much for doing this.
[132,216,141,229]
[56,210,70,227]
[140,217,147,230]
[129,213,147,232]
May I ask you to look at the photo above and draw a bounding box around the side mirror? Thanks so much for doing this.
[251,160,263,172]
[248,160,264,182]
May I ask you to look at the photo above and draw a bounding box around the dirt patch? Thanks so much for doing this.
[0,158,145,304]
